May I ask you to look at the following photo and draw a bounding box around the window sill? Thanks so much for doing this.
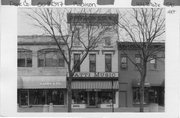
[73,45,82,48]
[103,46,113,48]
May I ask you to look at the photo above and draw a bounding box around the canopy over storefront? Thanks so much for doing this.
[72,81,119,89]
[132,79,150,87]
[18,76,66,89]
[18,76,23,89]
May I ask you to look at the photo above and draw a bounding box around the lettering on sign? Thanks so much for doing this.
[40,82,62,86]
[73,72,118,78]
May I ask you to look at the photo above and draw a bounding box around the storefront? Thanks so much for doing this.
[18,76,66,107]
[132,79,164,106]
[70,72,119,108]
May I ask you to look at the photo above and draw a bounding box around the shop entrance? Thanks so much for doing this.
[88,91,97,107]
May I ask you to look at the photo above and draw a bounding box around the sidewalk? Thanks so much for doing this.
[18,106,165,112]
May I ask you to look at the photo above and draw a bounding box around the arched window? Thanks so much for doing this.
[18,49,32,67]
[38,49,65,67]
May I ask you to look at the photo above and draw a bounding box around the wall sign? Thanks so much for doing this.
[73,72,118,78]
[40,82,62,86]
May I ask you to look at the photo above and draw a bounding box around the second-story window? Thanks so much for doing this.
[150,55,157,69]
[73,28,81,46]
[38,49,64,67]
[105,54,112,72]
[18,49,32,67]
[89,54,96,72]
[135,54,141,69]
[74,54,80,72]
[121,54,128,70]
[104,37,111,46]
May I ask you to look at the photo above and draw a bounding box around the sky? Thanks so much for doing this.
[18,8,44,35]
[17,8,165,42]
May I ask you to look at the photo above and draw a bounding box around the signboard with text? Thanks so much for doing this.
[72,72,118,78]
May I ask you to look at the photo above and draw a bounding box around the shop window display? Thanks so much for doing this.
[28,89,64,105]
[72,90,87,104]
[98,91,115,104]
[133,87,149,104]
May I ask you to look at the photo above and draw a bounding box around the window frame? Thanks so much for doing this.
[120,54,128,70]
[18,49,32,67]
[89,54,96,72]
[149,55,157,69]
[38,49,65,67]
[73,28,81,46]
[74,53,81,72]
[105,54,112,72]
[104,37,111,47]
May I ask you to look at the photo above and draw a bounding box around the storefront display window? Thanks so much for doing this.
[98,91,115,104]
[28,89,64,105]
[18,90,28,106]
[72,90,87,104]
[133,87,149,104]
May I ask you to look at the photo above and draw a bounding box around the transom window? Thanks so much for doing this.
[18,49,32,67]
[38,49,64,67]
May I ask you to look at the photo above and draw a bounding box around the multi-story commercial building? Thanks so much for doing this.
[117,42,165,107]
[17,13,165,109]
[17,13,120,108]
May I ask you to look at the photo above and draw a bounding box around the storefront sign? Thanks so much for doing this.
[73,72,118,78]
[40,82,62,86]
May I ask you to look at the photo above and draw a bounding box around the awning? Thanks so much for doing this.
[19,76,66,89]
[18,76,23,89]
[72,81,118,89]
[132,79,150,87]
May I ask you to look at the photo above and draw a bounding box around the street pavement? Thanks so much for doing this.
[18,106,165,112]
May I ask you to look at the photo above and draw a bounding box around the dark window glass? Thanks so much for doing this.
[27,58,32,67]
[28,90,64,105]
[121,54,127,70]
[98,91,115,104]
[18,50,32,67]
[105,54,112,72]
[72,90,87,104]
[38,50,64,67]
[18,59,25,67]
[74,54,80,72]
[89,54,96,72]
[135,54,141,69]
